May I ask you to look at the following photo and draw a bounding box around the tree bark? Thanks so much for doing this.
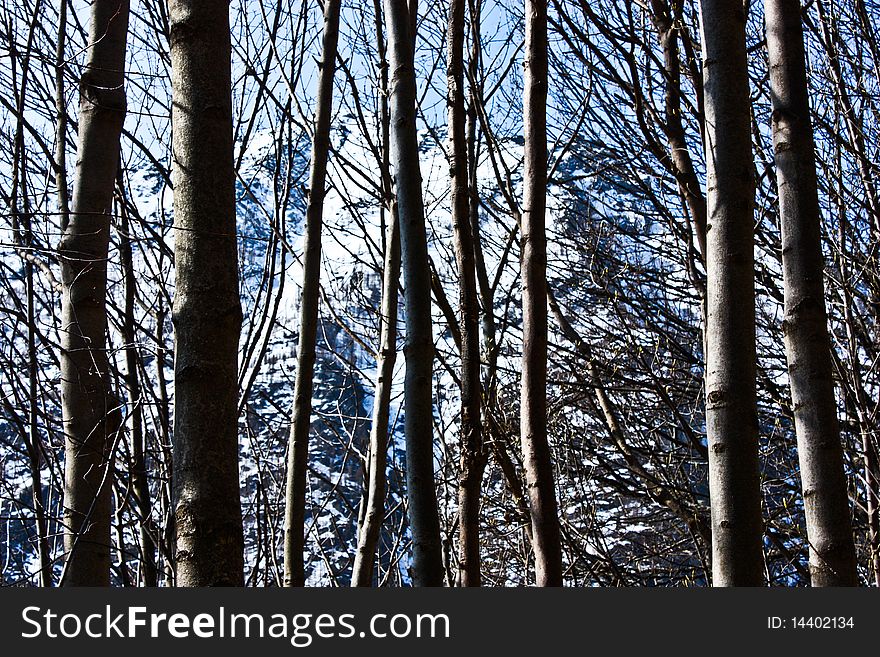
[58,0,129,587]
[383,0,445,586]
[282,0,342,589]
[448,0,486,588]
[169,0,243,587]
[765,0,858,586]
[521,0,562,587]
[700,0,764,586]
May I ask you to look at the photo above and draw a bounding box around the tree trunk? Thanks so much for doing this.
[352,0,398,587]
[352,213,400,587]
[119,189,157,587]
[448,0,486,588]
[58,0,129,587]
[765,0,858,586]
[521,0,562,587]
[649,0,708,260]
[282,0,342,589]
[383,0,445,586]
[169,0,243,587]
[701,0,764,586]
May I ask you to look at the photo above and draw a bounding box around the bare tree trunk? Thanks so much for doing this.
[119,188,157,587]
[520,0,562,586]
[521,0,562,587]
[352,214,400,587]
[282,0,342,589]
[449,0,486,587]
[54,0,69,232]
[352,0,398,587]
[169,0,243,587]
[383,0,444,586]
[58,0,129,587]
[649,0,708,259]
[765,0,857,586]
[700,0,764,586]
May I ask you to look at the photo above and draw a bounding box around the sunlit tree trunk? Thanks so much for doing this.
[700,0,764,586]
[383,0,444,586]
[169,0,243,586]
[765,0,858,586]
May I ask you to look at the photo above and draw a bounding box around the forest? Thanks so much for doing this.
[0,0,878,588]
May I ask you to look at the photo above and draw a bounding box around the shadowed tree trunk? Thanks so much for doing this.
[58,0,129,587]
[118,183,157,588]
[282,0,342,589]
[383,0,445,586]
[521,0,562,587]
[169,0,243,587]
[449,0,486,588]
[765,0,858,586]
[700,0,764,586]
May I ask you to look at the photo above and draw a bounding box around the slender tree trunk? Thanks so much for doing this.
[700,0,764,586]
[154,297,175,586]
[58,0,129,587]
[282,0,342,589]
[448,0,485,587]
[383,0,444,586]
[765,0,857,586]
[650,0,708,260]
[521,0,562,587]
[815,0,880,586]
[10,10,53,584]
[169,0,243,587]
[352,0,398,587]
[55,0,69,232]
[119,190,157,587]
[352,214,400,587]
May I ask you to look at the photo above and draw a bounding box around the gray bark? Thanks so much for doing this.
[383,0,445,586]
[765,0,858,586]
[700,0,764,586]
[58,0,129,587]
[169,0,244,586]
[283,0,342,589]
[521,0,562,586]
